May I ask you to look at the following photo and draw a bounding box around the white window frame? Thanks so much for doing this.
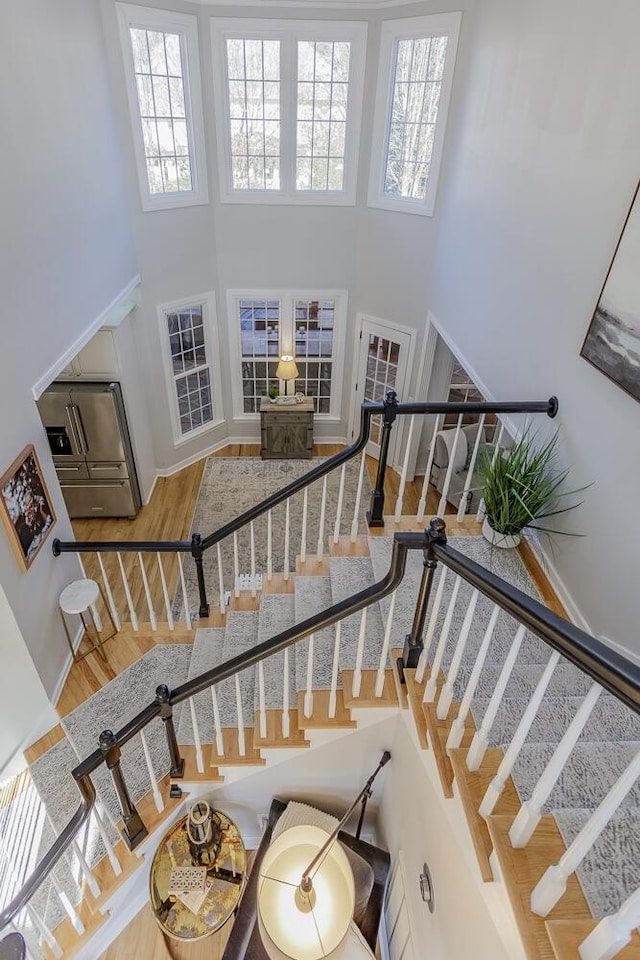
[368,13,461,217]
[211,19,367,205]
[158,292,224,447]
[117,3,209,212]
[227,289,348,420]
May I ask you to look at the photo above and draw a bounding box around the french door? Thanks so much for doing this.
[350,316,414,462]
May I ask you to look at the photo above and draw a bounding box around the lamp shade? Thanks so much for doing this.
[258,825,355,960]
[275,356,299,381]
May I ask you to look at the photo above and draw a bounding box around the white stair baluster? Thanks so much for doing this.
[579,887,640,960]
[466,624,526,771]
[70,836,100,897]
[92,805,122,877]
[417,414,442,522]
[258,662,267,739]
[352,610,367,699]
[477,422,505,521]
[457,414,486,523]
[156,553,174,630]
[436,588,480,719]
[235,674,246,756]
[177,553,191,631]
[188,698,205,773]
[316,475,328,560]
[137,552,157,631]
[233,533,240,597]
[394,415,416,522]
[98,553,121,632]
[49,872,84,934]
[375,591,398,697]
[423,575,461,702]
[77,554,102,632]
[480,650,561,816]
[333,463,347,543]
[447,605,501,749]
[300,488,308,564]
[250,522,257,598]
[350,452,367,542]
[116,552,138,630]
[510,683,603,847]
[438,414,464,517]
[267,510,273,581]
[304,634,315,718]
[284,500,291,581]
[531,749,640,917]
[328,622,341,718]
[415,566,448,684]
[282,648,290,738]
[211,686,224,757]
[140,729,164,812]
[26,904,62,959]
[216,544,225,614]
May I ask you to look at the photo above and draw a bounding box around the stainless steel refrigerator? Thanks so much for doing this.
[37,381,142,519]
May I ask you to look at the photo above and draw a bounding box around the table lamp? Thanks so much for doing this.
[275,356,299,397]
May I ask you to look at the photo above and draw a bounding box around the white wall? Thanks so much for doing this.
[427,0,640,652]
[0,0,137,700]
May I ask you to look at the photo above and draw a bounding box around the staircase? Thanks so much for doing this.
[2,394,639,960]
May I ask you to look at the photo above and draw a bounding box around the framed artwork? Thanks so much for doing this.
[581,180,640,403]
[0,445,56,571]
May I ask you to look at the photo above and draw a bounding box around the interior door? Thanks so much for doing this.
[350,318,414,461]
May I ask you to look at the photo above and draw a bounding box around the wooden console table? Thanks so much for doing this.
[260,397,314,459]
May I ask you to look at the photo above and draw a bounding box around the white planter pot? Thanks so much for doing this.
[482,517,521,549]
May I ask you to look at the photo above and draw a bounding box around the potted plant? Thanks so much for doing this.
[267,385,279,402]
[478,428,585,548]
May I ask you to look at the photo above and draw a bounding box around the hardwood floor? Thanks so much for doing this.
[98,903,232,960]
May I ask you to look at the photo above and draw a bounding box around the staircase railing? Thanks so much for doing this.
[51,395,558,625]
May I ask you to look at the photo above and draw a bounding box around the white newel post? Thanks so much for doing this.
[579,888,640,960]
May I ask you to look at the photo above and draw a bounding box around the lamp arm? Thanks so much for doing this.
[300,751,391,888]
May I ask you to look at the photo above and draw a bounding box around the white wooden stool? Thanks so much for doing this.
[59,578,116,662]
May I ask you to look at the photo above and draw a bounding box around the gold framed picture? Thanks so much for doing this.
[0,445,56,571]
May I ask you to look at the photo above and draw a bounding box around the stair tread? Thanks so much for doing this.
[293,576,338,692]
[218,611,259,727]
[177,628,225,745]
[329,556,387,670]
[255,594,296,709]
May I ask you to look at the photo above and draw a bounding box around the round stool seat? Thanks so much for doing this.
[59,578,100,615]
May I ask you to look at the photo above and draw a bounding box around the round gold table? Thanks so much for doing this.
[149,809,247,941]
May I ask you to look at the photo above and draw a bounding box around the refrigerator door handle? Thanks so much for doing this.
[65,405,82,455]
[71,405,88,456]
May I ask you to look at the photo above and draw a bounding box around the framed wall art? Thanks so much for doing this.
[581,180,640,403]
[0,445,56,571]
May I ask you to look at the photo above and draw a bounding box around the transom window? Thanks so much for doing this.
[369,13,461,217]
[229,291,346,417]
[117,4,208,211]
[211,20,367,205]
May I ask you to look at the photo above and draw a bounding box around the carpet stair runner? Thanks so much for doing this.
[11,531,640,960]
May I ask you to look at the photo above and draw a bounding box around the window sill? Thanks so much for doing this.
[172,416,225,448]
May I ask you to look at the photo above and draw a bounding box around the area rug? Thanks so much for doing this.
[175,457,372,620]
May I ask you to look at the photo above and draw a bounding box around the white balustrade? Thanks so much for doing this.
[49,872,84,934]
[235,674,246,756]
[480,650,560,817]
[350,452,367,542]
[304,634,315,718]
[233,533,240,598]
[423,574,461,702]
[531,749,640,917]
[140,729,164,812]
[477,422,505,521]
[258,662,267,739]
[375,591,398,698]
[188,699,205,773]
[77,554,102,632]
[317,476,328,560]
[333,463,347,543]
[137,553,157,630]
[250,522,257,598]
[417,414,442,522]
[394,415,416,522]
[436,588,480,719]
[509,683,603,847]
[26,904,62,959]
[176,554,191,631]
[300,488,308,564]
[282,648,290,738]
[156,553,174,630]
[457,414,486,523]
[328,622,341,719]
[116,553,138,631]
[92,805,122,877]
[579,888,640,960]
[284,500,291,581]
[466,624,526,771]
[69,836,100,898]
[211,686,224,757]
[97,554,121,632]
[352,610,367,699]
[438,414,463,518]
[216,544,225,615]
[447,605,501,750]
[267,510,273,581]
[415,566,448,684]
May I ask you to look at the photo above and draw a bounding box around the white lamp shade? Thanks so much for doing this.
[276,356,299,381]
[258,825,355,960]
